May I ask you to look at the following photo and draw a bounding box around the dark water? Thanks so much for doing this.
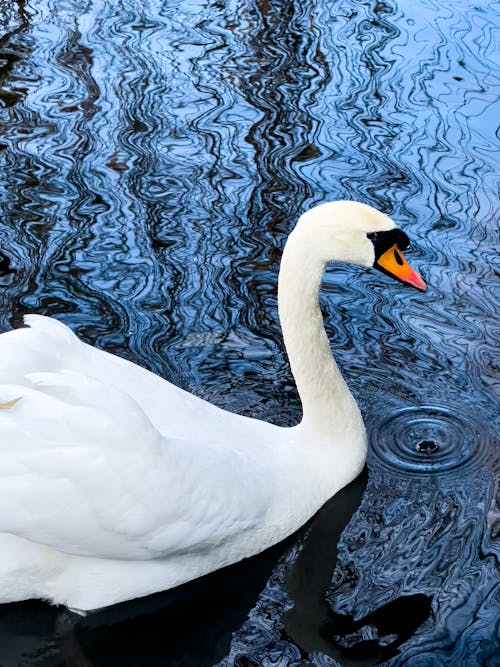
[0,0,498,665]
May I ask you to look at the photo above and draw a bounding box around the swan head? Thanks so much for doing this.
[295,201,426,290]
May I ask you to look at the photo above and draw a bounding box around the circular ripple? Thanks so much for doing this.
[370,406,487,474]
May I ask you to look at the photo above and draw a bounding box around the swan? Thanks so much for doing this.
[0,201,425,613]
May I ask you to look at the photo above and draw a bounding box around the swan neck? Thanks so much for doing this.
[278,231,362,439]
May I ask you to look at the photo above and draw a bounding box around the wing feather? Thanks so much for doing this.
[0,316,271,563]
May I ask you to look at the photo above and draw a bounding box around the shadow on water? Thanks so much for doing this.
[75,540,298,667]
[283,470,432,666]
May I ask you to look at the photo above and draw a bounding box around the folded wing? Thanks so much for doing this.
[0,317,271,563]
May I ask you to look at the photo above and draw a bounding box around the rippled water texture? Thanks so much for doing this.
[0,0,498,665]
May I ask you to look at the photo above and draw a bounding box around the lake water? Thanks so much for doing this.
[0,0,498,665]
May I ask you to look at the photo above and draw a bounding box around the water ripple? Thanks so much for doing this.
[370,405,489,475]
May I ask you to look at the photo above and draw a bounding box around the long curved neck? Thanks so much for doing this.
[278,230,363,441]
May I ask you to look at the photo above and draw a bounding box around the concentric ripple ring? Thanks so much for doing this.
[369,406,487,475]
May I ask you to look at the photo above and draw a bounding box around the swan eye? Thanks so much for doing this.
[367,229,410,260]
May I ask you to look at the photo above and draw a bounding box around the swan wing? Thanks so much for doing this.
[0,317,271,562]
[0,314,226,438]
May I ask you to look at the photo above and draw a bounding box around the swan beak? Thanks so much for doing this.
[375,245,427,291]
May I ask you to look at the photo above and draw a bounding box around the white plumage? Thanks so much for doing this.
[0,201,424,612]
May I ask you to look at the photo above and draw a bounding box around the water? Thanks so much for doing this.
[0,0,498,665]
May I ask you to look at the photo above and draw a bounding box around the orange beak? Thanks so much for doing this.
[376,244,427,291]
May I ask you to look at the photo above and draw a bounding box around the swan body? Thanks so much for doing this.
[0,201,425,612]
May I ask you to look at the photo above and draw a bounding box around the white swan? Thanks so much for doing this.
[0,201,425,613]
